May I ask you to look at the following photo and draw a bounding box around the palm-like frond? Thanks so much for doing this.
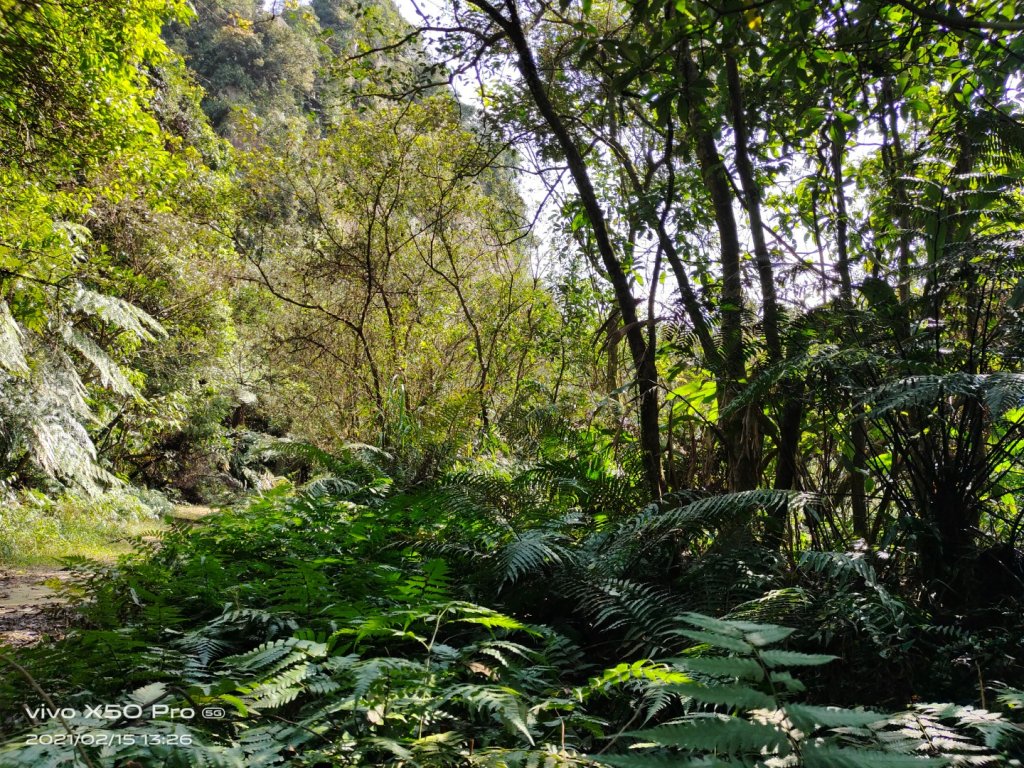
[497,528,576,587]
[0,299,29,374]
[0,274,167,489]
[71,285,165,342]
[564,577,683,655]
[641,490,816,545]
[860,373,1024,420]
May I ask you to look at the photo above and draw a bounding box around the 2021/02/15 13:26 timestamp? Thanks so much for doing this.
[24,733,193,746]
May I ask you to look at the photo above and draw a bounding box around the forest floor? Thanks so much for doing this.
[0,504,215,647]
[0,568,72,647]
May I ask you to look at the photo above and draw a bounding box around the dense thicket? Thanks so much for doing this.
[0,0,576,500]
[2,0,1024,765]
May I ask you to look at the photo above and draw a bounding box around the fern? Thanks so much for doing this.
[62,326,136,396]
[4,469,1021,768]
[797,550,917,660]
[630,716,791,754]
[566,578,683,655]
[591,614,1022,768]
[860,373,1024,420]
[70,285,165,342]
[724,587,813,627]
[241,436,393,499]
[634,489,817,546]
[399,557,453,602]
[0,276,168,491]
[445,683,536,743]
[0,299,29,374]
[498,528,576,587]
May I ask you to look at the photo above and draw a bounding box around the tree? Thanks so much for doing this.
[0,0,212,490]
[379,0,1024,545]
[231,96,556,474]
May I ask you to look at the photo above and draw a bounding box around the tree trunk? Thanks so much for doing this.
[831,127,868,539]
[726,53,781,364]
[471,0,663,496]
[681,46,759,491]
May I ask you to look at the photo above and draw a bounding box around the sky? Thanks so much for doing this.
[389,0,569,277]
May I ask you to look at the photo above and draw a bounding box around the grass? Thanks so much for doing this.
[0,488,174,568]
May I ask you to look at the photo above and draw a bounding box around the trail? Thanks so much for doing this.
[0,505,214,647]
[0,569,70,647]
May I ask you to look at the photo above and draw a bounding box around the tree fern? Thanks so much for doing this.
[0,356,119,491]
[0,299,29,374]
[860,373,1024,420]
[70,286,165,342]
[0,276,167,490]
[639,490,817,545]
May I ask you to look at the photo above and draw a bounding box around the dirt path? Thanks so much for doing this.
[0,568,72,647]
[0,504,215,648]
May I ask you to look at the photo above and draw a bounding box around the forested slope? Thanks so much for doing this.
[0,0,569,503]
[1,0,1024,765]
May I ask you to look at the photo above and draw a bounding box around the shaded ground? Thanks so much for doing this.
[0,568,72,647]
[0,505,214,647]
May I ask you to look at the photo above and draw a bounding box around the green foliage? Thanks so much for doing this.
[0,0,188,170]
[0,282,166,491]
[5,2,1024,767]
[0,0,239,494]
[593,614,1023,768]
[0,488,166,565]
[1,453,1023,766]
[0,464,597,766]
[228,91,557,470]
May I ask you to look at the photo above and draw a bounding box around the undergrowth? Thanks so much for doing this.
[0,489,170,567]
[0,454,1022,766]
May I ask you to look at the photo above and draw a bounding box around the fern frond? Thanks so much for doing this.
[644,490,816,543]
[626,716,790,754]
[798,550,880,587]
[786,703,887,730]
[63,326,136,395]
[71,285,165,341]
[565,578,683,655]
[860,373,1024,421]
[725,587,813,627]
[673,656,765,682]
[444,683,535,744]
[801,744,948,767]
[664,682,775,710]
[0,299,28,374]
[497,528,575,586]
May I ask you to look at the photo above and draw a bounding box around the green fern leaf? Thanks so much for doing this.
[594,754,728,767]
[672,630,754,654]
[626,716,790,754]
[759,650,838,668]
[0,299,28,374]
[128,682,169,706]
[802,743,949,767]
[673,657,765,682]
[71,285,165,340]
[665,682,775,709]
[786,703,887,730]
